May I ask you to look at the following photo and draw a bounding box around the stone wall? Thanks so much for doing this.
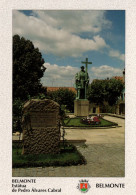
[22,99,60,154]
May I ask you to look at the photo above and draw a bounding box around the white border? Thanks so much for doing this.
[0,0,136,194]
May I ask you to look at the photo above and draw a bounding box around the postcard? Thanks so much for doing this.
[0,1,136,195]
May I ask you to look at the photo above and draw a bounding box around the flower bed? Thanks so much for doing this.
[82,116,101,125]
[63,117,118,127]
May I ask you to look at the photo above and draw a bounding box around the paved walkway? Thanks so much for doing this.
[64,116,125,144]
[12,116,125,177]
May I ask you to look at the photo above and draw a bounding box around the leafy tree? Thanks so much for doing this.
[13,35,46,132]
[47,88,76,112]
[88,79,124,106]
[13,35,46,101]
[13,98,23,132]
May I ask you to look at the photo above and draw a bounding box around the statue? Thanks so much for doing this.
[75,58,92,100]
[75,66,89,99]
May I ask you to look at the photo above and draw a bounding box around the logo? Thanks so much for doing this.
[77,180,91,193]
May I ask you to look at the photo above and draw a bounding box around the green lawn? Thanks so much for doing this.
[64,118,118,127]
[12,144,86,168]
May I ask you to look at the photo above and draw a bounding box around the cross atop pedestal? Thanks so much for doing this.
[81,58,92,73]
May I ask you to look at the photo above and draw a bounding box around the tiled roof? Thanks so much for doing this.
[46,87,76,93]
[112,76,123,82]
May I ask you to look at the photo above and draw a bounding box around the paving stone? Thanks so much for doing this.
[12,116,125,177]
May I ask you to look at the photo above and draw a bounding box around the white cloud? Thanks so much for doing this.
[41,63,122,87]
[13,11,109,57]
[90,65,122,79]
[109,49,125,61]
[33,10,111,34]
[41,63,79,87]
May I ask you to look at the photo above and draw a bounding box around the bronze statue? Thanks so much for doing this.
[75,58,92,100]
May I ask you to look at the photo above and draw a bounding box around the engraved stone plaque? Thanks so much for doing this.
[30,111,57,127]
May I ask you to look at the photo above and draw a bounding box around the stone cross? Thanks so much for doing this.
[81,58,92,73]
[81,58,92,99]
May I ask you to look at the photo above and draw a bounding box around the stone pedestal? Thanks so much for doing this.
[74,100,89,116]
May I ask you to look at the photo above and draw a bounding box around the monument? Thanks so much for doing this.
[74,58,92,116]
[22,99,60,154]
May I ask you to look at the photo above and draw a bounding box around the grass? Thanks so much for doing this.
[63,117,118,127]
[12,143,86,168]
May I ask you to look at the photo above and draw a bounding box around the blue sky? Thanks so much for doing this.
[13,10,125,87]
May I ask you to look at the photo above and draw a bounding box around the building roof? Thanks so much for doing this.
[46,87,76,93]
[112,76,124,82]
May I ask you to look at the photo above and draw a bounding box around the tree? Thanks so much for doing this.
[13,98,23,132]
[47,88,76,112]
[88,79,124,106]
[13,35,46,101]
[13,35,46,132]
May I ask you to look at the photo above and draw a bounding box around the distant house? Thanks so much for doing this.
[46,86,76,93]
[111,76,124,82]
[113,69,125,115]
[89,103,100,114]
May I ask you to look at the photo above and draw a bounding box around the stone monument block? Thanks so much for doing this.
[74,100,89,116]
[22,99,60,154]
